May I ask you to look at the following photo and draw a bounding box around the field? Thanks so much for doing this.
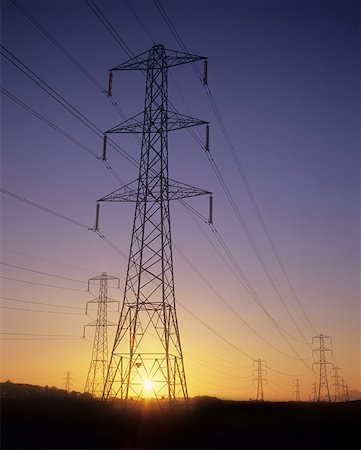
[1,383,360,449]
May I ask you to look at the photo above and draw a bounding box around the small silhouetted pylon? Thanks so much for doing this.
[84,272,120,397]
[311,382,317,402]
[312,334,332,402]
[331,366,342,402]
[64,371,72,392]
[344,382,350,401]
[253,359,266,401]
[294,378,301,401]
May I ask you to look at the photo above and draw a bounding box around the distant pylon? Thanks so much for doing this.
[312,334,332,402]
[84,272,120,397]
[344,382,350,401]
[331,366,342,402]
[99,44,210,408]
[339,377,346,401]
[294,378,301,401]
[253,359,266,401]
[64,370,72,392]
[311,382,317,402]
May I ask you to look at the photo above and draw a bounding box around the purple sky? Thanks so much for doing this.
[1,0,359,399]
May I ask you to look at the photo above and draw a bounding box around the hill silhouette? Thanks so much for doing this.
[1,381,360,449]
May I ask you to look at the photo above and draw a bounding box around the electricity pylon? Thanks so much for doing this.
[312,334,332,402]
[64,370,72,392]
[331,366,342,402]
[311,382,317,402]
[253,359,266,401]
[294,378,301,401]
[98,44,210,407]
[84,272,120,397]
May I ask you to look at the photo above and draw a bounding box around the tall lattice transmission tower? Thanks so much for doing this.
[294,378,301,401]
[97,44,210,407]
[64,370,72,392]
[312,334,332,402]
[331,366,342,402]
[311,382,317,402]
[253,359,266,401]
[84,272,120,397]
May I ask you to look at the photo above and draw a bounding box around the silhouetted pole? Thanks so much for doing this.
[312,334,332,402]
[84,272,119,397]
[311,382,317,402]
[64,371,72,392]
[253,359,266,401]
[331,366,342,402]
[294,378,301,401]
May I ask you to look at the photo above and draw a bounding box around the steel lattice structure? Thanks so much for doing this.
[64,370,72,392]
[253,359,266,401]
[84,272,120,397]
[99,45,210,407]
[331,366,342,402]
[294,378,301,401]
[311,382,317,402]
[312,334,332,402]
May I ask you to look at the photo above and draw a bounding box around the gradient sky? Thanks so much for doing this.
[1,0,359,401]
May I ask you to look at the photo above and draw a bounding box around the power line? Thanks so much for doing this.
[2,7,312,380]
[10,0,128,121]
[0,296,84,310]
[177,300,255,362]
[267,366,313,378]
[2,162,309,377]
[0,276,86,292]
[205,147,311,348]
[67,7,309,367]
[182,335,253,369]
[0,262,88,284]
[87,4,307,370]
[1,187,130,264]
[180,208,312,368]
[0,332,82,337]
[11,0,106,93]
[120,2,313,354]
[182,205,306,345]
[152,0,316,344]
[123,0,311,351]
[175,237,308,362]
[204,86,318,336]
[0,247,98,273]
[1,45,102,136]
[1,87,125,185]
[0,305,83,315]
[1,188,91,229]
[184,352,253,379]
[0,45,137,167]
[123,0,156,44]
[1,87,98,158]
[85,0,133,58]
[0,337,82,341]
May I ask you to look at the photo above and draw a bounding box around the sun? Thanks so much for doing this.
[143,379,153,391]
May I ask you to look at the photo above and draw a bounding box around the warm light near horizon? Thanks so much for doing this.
[143,379,153,391]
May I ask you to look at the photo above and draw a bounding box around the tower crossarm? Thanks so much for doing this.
[98,178,211,203]
[111,46,206,71]
[85,297,119,314]
[106,110,208,134]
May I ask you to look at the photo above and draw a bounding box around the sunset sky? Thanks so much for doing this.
[1,0,359,401]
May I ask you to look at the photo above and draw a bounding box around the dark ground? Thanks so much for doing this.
[1,382,360,449]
